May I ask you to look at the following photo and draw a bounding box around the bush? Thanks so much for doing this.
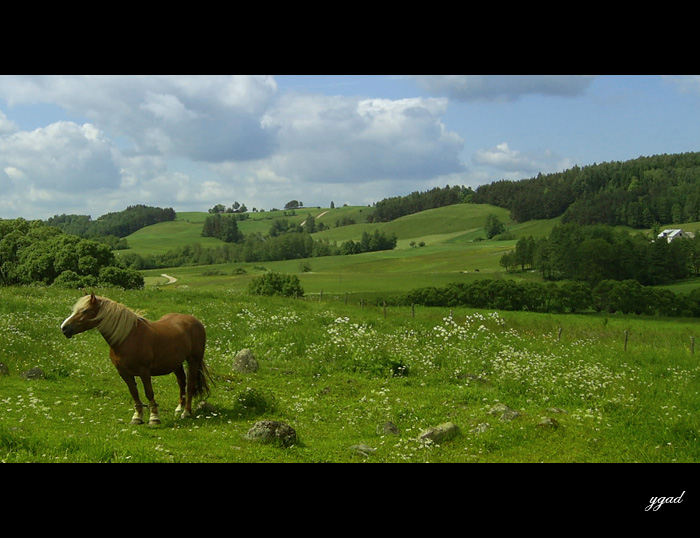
[247,272,304,298]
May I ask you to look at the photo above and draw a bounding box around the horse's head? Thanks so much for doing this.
[61,292,102,339]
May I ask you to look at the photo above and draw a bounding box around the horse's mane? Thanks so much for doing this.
[73,295,146,347]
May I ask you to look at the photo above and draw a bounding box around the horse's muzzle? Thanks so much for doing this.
[62,325,74,339]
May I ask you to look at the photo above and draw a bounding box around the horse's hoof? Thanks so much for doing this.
[131,418,144,426]
[181,411,192,420]
[149,419,161,426]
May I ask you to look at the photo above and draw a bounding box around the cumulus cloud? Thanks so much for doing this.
[411,75,598,101]
[0,122,121,192]
[0,110,17,136]
[262,94,465,183]
[0,75,279,163]
[474,142,573,177]
[0,75,468,217]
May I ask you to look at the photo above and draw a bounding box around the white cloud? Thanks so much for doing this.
[0,121,121,192]
[0,110,17,136]
[412,75,598,101]
[474,142,573,177]
[0,75,471,217]
[0,75,279,163]
[261,94,465,183]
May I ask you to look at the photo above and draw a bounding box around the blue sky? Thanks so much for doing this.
[0,75,698,220]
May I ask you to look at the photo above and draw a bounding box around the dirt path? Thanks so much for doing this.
[161,274,178,285]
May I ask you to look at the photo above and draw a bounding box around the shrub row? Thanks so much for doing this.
[388,278,700,318]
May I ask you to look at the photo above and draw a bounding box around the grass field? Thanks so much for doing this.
[3,204,700,463]
[1,284,699,463]
[132,204,536,298]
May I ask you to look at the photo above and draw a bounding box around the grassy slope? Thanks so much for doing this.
[131,204,541,294]
[130,205,700,297]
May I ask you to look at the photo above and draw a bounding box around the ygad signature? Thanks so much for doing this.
[646,492,685,512]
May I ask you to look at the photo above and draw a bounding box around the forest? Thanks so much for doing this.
[473,152,700,227]
[366,185,473,223]
[501,223,700,286]
[45,205,176,247]
[0,218,143,289]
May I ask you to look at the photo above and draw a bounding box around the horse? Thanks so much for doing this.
[61,292,212,426]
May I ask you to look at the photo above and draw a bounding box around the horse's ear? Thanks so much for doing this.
[90,291,97,304]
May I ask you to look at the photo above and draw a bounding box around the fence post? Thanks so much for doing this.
[624,330,629,352]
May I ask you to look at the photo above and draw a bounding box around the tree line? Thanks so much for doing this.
[473,152,700,227]
[46,205,176,249]
[389,278,700,318]
[0,218,144,289]
[500,223,700,286]
[367,185,473,223]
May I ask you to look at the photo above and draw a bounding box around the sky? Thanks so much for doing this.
[0,74,698,220]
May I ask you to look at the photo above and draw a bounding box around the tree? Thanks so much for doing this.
[304,214,316,234]
[202,214,244,243]
[500,251,518,273]
[485,214,506,239]
[248,272,304,298]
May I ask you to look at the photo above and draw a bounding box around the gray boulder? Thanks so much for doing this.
[233,349,259,373]
[417,422,461,444]
[245,420,297,448]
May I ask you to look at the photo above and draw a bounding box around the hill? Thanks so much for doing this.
[128,203,545,296]
[473,151,700,227]
[118,151,700,299]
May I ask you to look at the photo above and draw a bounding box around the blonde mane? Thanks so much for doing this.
[73,295,145,347]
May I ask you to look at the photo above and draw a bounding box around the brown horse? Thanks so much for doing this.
[61,292,211,426]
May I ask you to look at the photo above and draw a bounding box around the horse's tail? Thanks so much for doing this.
[194,360,214,399]
[191,319,213,399]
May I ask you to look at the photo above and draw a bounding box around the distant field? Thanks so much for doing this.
[131,204,532,297]
[127,204,700,298]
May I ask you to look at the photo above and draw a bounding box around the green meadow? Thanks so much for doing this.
[2,204,700,463]
[134,204,536,297]
[1,285,699,463]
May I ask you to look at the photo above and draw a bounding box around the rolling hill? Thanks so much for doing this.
[126,203,560,296]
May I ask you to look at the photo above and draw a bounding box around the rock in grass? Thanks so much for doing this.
[381,421,400,436]
[349,444,376,457]
[537,417,560,430]
[417,422,461,444]
[20,367,45,380]
[488,404,521,422]
[246,420,297,448]
[233,349,259,373]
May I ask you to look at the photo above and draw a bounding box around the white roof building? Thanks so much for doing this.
[658,229,695,243]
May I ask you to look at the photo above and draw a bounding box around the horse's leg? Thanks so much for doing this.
[140,374,161,426]
[174,366,187,417]
[121,374,145,425]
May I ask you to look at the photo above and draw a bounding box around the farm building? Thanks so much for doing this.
[657,229,696,243]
